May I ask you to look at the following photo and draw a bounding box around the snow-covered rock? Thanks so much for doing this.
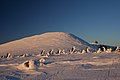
[17,60,39,70]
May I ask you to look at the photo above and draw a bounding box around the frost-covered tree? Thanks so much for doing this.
[39,58,45,66]
[81,50,86,54]
[96,48,102,53]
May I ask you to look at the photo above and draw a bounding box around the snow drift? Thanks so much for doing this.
[17,60,39,70]
[0,32,96,55]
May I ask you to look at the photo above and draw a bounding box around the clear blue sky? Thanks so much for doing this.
[0,0,120,46]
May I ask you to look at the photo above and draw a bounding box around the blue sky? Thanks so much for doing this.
[0,0,120,46]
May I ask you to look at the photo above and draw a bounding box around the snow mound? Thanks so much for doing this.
[17,60,39,70]
[0,32,96,55]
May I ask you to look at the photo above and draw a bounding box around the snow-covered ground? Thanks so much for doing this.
[0,52,120,80]
[0,32,119,80]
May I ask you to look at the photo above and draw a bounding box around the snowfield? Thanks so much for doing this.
[0,53,120,80]
[0,32,120,80]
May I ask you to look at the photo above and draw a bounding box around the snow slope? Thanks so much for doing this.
[0,32,120,80]
[0,32,96,55]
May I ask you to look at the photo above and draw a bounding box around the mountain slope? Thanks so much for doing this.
[0,32,96,55]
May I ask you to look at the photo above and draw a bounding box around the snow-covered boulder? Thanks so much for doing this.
[17,60,39,70]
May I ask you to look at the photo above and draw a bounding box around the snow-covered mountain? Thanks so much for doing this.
[0,32,96,55]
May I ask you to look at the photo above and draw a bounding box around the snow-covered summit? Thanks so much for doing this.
[0,32,96,55]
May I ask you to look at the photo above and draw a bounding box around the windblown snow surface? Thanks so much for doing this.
[0,53,120,80]
[0,32,120,80]
[0,32,96,56]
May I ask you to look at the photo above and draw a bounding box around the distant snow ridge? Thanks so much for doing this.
[0,32,96,55]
